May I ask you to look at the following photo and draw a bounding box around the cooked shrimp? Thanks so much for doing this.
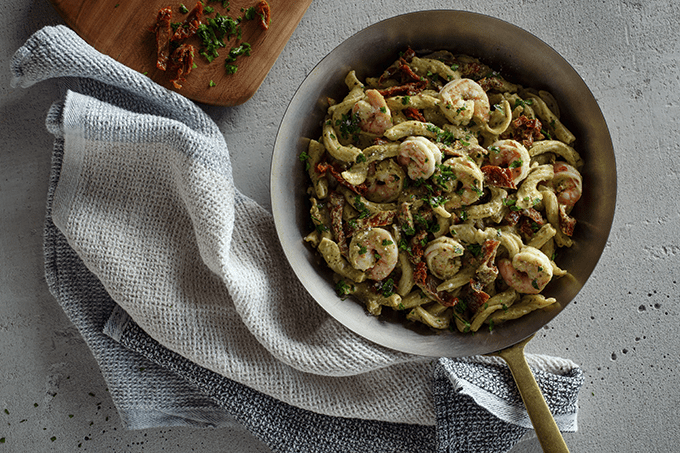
[440,157,485,208]
[348,228,399,281]
[552,161,582,207]
[487,139,530,185]
[498,246,553,294]
[424,237,465,280]
[352,89,393,135]
[364,159,405,203]
[398,136,442,180]
[438,78,490,125]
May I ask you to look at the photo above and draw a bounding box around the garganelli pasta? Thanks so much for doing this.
[300,48,583,333]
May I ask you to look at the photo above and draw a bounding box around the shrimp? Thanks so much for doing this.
[552,161,582,207]
[348,228,399,281]
[440,157,485,208]
[424,237,465,280]
[364,159,406,203]
[486,139,530,186]
[498,246,553,294]
[352,89,393,135]
[397,136,442,180]
[438,78,490,126]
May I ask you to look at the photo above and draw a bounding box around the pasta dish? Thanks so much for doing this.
[300,48,583,333]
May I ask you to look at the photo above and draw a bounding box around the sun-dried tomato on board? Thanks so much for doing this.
[152,7,173,70]
[171,1,204,41]
[255,0,271,31]
[169,44,195,89]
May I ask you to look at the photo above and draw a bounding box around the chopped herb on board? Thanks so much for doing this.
[151,0,269,84]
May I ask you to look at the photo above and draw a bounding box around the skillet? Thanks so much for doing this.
[271,11,616,452]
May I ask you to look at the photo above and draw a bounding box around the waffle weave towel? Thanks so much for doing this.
[12,25,583,452]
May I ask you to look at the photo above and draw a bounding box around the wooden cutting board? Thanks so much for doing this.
[48,0,313,105]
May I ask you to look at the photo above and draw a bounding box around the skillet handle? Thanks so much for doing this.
[495,335,570,453]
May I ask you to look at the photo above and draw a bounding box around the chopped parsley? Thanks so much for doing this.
[467,243,482,257]
[429,223,442,234]
[503,197,522,212]
[513,98,534,109]
[398,238,412,254]
[335,112,362,141]
[353,195,371,219]
[425,124,457,146]
[378,278,395,297]
[225,42,252,64]
[299,151,310,171]
[243,6,257,20]
[433,163,456,189]
[335,280,353,299]
[197,13,242,63]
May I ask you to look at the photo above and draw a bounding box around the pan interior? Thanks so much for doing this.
[271,10,616,357]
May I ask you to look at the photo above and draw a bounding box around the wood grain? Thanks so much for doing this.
[48,0,313,105]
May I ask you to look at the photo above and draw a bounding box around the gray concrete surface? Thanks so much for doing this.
[1,0,678,451]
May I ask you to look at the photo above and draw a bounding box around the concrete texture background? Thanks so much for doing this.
[1,0,678,451]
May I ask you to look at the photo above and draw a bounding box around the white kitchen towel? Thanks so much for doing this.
[13,25,583,452]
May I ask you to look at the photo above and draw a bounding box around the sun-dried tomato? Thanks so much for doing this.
[169,44,195,89]
[505,209,521,226]
[475,239,500,286]
[377,81,428,98]
[315,162,367,196]
[519,217,538,238]
[171,1,203,41]
[378,48,416,84]
[152,7,173,71]
[415,267,459,308]
[345,211,396,237]
[255,0,271,30]
[522,207,546,225]
[481,165,516,189]
[505,115,545,148]
[403,107,426,122]
[414,262,428,286]
[463,278,490,313]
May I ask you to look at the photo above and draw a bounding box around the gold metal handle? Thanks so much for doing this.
[494,335,570,453]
